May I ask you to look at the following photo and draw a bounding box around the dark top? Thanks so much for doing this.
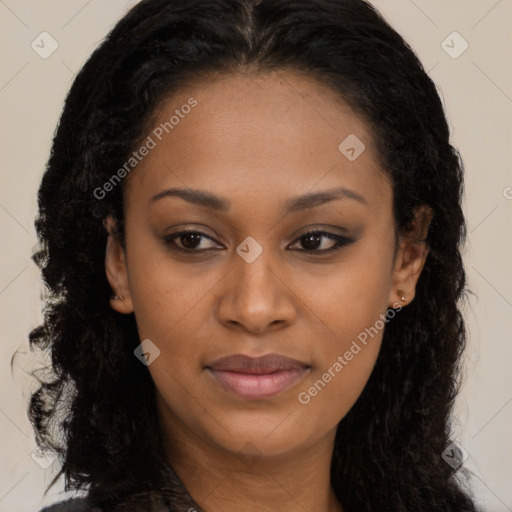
[39,498,100,511]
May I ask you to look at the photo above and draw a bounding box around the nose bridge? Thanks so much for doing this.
[217,238,295,332]
[233,241,279,308]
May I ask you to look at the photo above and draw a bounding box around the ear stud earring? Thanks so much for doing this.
[112,295,124,301]
[397,289,407,303]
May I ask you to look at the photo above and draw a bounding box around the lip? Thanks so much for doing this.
[205,353,310,400]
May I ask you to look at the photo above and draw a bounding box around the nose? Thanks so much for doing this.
[216,247,297,335]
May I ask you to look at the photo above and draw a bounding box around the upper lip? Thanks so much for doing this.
[206,353,310,374]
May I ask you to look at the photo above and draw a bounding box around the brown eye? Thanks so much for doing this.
[164,230,219,252]
[179,232,203,249]
[289,230,355,252]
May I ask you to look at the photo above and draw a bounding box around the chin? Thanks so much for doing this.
[202,409,318,458]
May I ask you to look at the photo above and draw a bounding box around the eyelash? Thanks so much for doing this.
[163,229,355,255]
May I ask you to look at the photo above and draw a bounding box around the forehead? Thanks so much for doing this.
[125,70,391,215]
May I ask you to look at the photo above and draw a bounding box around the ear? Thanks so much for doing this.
[388,204,433,308]
[104,215,134,314]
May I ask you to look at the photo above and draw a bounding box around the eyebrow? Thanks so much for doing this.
[150,186,368,213]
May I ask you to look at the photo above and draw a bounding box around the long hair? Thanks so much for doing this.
[29,0,479,510]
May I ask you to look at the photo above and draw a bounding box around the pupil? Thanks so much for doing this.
[182,233,200,248]
[303,234,320,250]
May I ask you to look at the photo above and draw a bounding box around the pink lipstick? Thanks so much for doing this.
[205,353,310,400]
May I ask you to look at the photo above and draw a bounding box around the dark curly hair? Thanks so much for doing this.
[28,0,480,510]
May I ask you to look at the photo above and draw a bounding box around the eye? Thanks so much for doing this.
[288,230,355,253]
[163,230,221,252]
[163,229,356,255]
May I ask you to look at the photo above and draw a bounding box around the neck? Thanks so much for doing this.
[159,409,342,512]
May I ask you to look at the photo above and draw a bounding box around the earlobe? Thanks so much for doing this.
[397,288,407,304]
[109,292,132,313]
[104,216,134,314]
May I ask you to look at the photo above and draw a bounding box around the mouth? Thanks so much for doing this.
[205,353,311,400]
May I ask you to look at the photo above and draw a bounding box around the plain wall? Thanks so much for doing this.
[1,1,511,511]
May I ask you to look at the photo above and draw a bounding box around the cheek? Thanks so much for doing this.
[294,251,393,420]
[297,307,386,426]
[297,327,383,418]
[125,232,212,340]
[302,248,393,353]
[295,263,392,426]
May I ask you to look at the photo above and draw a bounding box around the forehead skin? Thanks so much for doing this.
[124,69,393,238]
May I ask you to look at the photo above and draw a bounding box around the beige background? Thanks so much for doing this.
[1,1,511,511]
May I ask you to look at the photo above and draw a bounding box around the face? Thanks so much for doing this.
[105,70,428,466]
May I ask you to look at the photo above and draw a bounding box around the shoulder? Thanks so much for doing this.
[38,497,101,512]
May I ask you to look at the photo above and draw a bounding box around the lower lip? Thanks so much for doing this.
[206,368,309,400]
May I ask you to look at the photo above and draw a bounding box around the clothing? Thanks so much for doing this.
[39,497,100,511]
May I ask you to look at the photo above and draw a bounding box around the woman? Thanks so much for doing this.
[31,0,479,510]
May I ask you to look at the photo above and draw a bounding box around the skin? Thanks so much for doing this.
[104,70,431,512]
